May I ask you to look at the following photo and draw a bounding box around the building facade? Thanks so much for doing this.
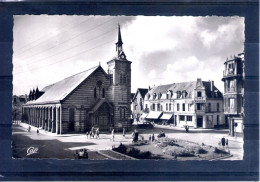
[143,78,224,129]
[222,53,244,137]
[132,88,148,123]
[22,26,132,134]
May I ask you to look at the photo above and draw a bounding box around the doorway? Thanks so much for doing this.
[197,116,203,127]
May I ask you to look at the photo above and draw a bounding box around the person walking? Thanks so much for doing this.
[111,129,114,141]
[122,128,125,137]
[96,128,99,139]
[28,126,31,132]
[86,131,89,139]
[225,138,229,148]
[152,133,155,142]
[221,136,226,148]
[36,129,39,135]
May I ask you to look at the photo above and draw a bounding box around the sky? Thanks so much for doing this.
[13,15,244,95]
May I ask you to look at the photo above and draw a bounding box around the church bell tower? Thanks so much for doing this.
[107,24,132,131]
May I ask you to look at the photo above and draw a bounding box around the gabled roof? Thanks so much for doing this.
[25,65,104,105]
[89,98,113,114]
[133,88,149,100]
[146,81,222,99]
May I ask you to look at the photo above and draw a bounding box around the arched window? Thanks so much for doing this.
[120,108,122,119]
[102,88,105,98]
[94,87,97,99]
[123,75,126,83]
[123,108,126,119]
[120,74,123,84]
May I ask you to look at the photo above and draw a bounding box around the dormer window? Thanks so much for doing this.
[182,90,187,98]
[177,91,181,98]
[153,93,157,100]
[197,91,202,97]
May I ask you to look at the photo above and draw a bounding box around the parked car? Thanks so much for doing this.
[137,122,154,128]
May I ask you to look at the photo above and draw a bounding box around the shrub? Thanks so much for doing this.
[126,148,140,157]
[114,143,127,154]
[213,147,229,154]
[196,147,208,154]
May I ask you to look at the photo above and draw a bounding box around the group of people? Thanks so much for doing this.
[148,133,155,142]
[27,125,40,135]
[86,127,100,139]
[220,136,229,148]
[74,149,88,159]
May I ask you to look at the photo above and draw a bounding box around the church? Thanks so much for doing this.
[22,25,132,134]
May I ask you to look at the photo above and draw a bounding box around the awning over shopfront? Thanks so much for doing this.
[140,113,148,120]
[160,113,173,120]
[146,111,162,119]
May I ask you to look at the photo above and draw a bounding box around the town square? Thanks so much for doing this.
[12,16,245,160]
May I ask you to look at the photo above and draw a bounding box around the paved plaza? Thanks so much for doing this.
[12,122,243,160]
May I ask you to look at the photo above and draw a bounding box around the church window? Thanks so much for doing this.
[120,74,123,84]
[123,108,126,119]
[120,108,122,119]
[94,87,97,99]
[102,88,105,98]
[109,74,113,84]
[123,75,126,84]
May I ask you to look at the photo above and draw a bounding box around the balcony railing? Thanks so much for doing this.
[226,87,235,92]
[194,97,206,103]
[224,107,237,114]
[223,69,236,77]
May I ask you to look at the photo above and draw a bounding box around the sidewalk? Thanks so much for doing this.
[16,122,243,160]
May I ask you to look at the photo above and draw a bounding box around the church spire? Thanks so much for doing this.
[116,24,123,52]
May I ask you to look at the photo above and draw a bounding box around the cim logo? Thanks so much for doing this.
[26,147,38,156]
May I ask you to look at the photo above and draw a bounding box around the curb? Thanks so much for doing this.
[209,154,233,161]
[110,150,138,160]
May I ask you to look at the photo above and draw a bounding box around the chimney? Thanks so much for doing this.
[210,80,214,92]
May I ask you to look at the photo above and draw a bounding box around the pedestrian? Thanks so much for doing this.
[221,136,226,148]
[111,129,114,141]
[149,135,151,141]
[96,128,99,139]
[122,128,125,137]
[36,129,39,135]
[152,133,155,142]
[28,126,31,132]
[86,131,89,139]
[132,131,135,142]
[225,138,229,148]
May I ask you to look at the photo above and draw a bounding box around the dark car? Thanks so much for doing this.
[137,122,154,128]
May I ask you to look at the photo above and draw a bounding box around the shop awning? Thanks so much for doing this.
[140,113,148,120]
[146,111,162,119]
[160,113,173,120]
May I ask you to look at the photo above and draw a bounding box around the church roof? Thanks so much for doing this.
[25,65,101,105]
[89,98,113,114]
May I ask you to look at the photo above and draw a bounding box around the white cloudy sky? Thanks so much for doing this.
[13,15,244,95]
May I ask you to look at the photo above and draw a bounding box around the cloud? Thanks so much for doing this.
[13,16,244,95]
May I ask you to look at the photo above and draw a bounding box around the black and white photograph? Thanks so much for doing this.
[12,15,245,160]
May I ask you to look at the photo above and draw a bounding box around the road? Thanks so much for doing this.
[12,122,243,160]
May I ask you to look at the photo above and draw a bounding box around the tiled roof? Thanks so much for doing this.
[25,66,101,105]
[133,88,149,101]
[147,81,222,99]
